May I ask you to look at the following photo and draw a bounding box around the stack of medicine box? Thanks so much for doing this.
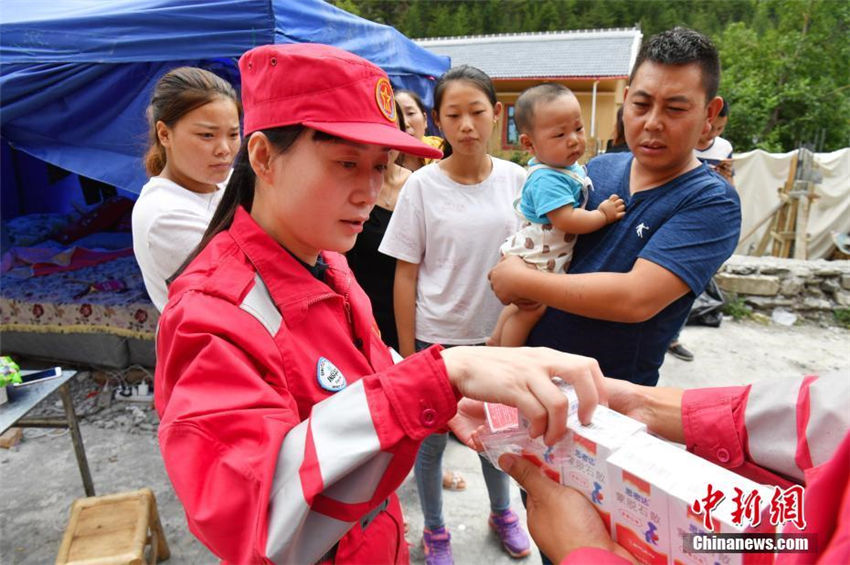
[608,433,775,565]
[561,404,647,535]
[481,385,776,565]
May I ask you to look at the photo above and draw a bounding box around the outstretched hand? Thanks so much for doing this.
[602,377,651,423]
[448,398,487,451]
[441,346,606,445]
[598,194,626,223]
[499,453,635,564]
[603,377,685,444]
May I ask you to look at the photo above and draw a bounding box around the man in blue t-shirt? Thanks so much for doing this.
[488,27,741,386]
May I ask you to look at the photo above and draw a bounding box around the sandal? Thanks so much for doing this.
[442,470,467,491]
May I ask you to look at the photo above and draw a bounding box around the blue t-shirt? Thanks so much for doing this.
[519,159,587,224]
[527,152,741,385]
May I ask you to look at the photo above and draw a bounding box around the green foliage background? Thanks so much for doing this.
[330,0,850,153]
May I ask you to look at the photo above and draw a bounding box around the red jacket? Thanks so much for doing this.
[155,207,459,564]
[565,374,850,564]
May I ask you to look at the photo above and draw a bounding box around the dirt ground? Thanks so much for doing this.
[657,318,850,389]
[1,318,848,564]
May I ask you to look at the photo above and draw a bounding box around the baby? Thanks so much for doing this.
[492,83,625,347]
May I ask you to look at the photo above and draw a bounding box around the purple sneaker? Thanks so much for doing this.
[489,509,531,558]
[422,526,453,565]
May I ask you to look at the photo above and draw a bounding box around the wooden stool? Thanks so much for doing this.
[56,488,170,565]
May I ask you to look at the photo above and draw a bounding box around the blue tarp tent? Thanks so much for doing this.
[0,0,449,209]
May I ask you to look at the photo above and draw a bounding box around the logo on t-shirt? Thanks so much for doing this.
[316,357,347,392]
[636,222,650,238]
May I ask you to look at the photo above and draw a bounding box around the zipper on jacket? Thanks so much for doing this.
[342,291,363,350]
[304,291,362,351]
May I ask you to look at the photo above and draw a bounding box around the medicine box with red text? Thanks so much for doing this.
[562,405,646,535]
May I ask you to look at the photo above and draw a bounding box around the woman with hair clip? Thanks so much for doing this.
[154,43,607,565]
[395,89,444,171]
[132,66,241,311]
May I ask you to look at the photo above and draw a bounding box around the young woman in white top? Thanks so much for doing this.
[379,66,530,563]
[132,67,241,311]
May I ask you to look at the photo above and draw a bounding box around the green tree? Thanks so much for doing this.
[400,1,426,38]
[719,0,850,151]
[331,0,849,151]
[432,3,462,37]
[333,0,360,17]
[480,0,510,35]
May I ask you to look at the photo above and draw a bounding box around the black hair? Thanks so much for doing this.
[718,98,729,117]
[613,106,626,146]
[168,126,337,282]
[145,66,241,176]
[515,83,574,135]
[393,100,409,166]
[432,65,498,158]
[395,100,407,136]
[630,27,720,103]
[396,89,428,116]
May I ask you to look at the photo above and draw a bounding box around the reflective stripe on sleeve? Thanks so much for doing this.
[265,417,323,562]
[239,273,282,336]
[745,376,805,481]
[311,380,390,502]
[265,380,391,563]
[805,374,850,468]
[268,510,349,565]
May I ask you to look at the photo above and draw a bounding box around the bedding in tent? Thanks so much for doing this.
[0,0,450,368]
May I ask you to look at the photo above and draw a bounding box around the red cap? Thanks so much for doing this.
[239,43,442,160]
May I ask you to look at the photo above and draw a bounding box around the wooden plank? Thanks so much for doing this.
[768,151,800,257]
[794,181,812,259]
[56,490,151,565]
[782,200,799,257]
[0,427,22,448]
[739,201,785,248]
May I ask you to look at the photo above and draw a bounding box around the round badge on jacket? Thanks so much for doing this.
[316,357,347,392]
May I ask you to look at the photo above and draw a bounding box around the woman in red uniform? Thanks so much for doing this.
[154,43,607,564]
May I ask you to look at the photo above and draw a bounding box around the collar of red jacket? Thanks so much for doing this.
[170,207,352,326]
[231,207,351,304]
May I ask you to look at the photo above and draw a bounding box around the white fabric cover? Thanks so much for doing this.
[733,148,850,259]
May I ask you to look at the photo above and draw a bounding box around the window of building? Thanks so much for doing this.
[503,104,519,149]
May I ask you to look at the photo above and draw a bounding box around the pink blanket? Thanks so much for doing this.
[1,245,134,277]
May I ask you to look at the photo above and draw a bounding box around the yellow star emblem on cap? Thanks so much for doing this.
[375,78,397,122]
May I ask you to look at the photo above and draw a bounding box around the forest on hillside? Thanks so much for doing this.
[330,0,850,153]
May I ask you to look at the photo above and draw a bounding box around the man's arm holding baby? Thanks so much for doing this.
[546,195,625,235]
[489,256,690,323]
[489,179,740,324]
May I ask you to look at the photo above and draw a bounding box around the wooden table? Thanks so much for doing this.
[0,370,95,496]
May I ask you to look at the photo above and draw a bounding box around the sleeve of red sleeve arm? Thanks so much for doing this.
[681,382,796,487]
[264,345,457,563]
[682,385,749,468]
